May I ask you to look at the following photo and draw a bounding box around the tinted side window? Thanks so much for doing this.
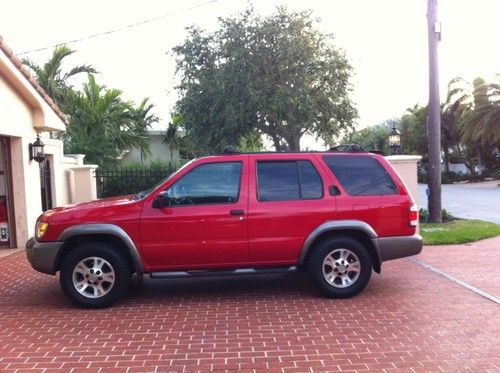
[323,156,397,196]
[166,162,242,205]
[257,162,300,201]
[257,160,323,201]
[298,161,323,199]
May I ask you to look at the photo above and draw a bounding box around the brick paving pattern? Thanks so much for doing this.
[418,236,500,298]
[0,244,499,372]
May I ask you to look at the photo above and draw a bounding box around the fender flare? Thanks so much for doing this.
[297,220,381,269]
[58,224,145,273]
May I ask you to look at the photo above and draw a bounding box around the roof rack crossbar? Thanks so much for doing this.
[221,145,241,154]
[329,144,368,153]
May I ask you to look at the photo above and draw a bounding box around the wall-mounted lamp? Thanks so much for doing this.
[29,134,45,163]
[388,124,401,155]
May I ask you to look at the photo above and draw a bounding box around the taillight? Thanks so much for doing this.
[409,204,418,227]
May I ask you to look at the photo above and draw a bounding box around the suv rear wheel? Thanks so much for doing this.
[308,236,372,298]
[59,242,131,308]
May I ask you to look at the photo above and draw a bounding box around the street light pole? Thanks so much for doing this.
[426,0,442,223]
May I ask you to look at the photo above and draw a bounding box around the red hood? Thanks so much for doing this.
[42,195,141,224]
[50,195,134,212]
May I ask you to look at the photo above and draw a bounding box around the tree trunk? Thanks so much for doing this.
[271,135,284,152]
[287,135,301,152]
[443,145,450,174]
[477,148,483,176]
[456,145,475,175]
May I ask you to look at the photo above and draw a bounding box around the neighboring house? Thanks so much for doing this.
[0,36,96,249]
[119,130,180,165]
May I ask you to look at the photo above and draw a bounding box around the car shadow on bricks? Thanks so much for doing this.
[0,273,399,310]
[127,273,315,300]
[122,272,390,305]
[0,253,405,309]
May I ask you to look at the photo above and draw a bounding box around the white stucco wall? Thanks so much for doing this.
[386,155,422,206]
[120,133,180,165]
[0,74,42,245]
[0,48,85,247]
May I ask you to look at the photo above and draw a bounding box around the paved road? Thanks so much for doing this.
[418,181,500,224]
[0,245,499,372]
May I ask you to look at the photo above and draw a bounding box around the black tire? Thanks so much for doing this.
[59,242,131,308]
[307,236,372,298]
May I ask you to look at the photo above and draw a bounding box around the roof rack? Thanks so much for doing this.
[221,145,241,154]
[218,143,381,155]
[368,149,386,155]
[329,144,368,153]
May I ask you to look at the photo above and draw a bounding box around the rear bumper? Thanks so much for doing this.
[26,237,63,275]
[373,234,423,262]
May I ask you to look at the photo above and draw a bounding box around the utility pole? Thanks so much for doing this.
[426,0,442,223]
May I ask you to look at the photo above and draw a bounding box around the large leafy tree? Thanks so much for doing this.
[344,123,390,153]
[62,75,156,166]
[22,45,96,107]
[173,7,357,152]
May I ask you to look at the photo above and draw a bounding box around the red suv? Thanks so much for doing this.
[26,149,422,308]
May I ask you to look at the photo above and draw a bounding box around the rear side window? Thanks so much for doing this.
[256,160,323,201]
[323,155,397,196]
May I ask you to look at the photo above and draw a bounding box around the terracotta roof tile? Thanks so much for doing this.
[0,35,67,125]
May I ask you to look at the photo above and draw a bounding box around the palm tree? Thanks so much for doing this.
[22,45,96,107]
[461,79,500,147]
[441,78,472,173]
[162,121,184,162]
[63,74,155,166]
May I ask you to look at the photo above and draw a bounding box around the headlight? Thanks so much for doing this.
[36,221,48,239]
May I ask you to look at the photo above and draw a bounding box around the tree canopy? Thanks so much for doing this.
[23,46,157,167]
[173,7,357,152]
[22,45,96,107]
[63,75,156,165]
[352,75,499,177]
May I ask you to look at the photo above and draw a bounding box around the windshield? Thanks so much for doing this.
[132,160,195,200]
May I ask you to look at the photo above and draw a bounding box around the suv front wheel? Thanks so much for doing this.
[308,236,372,298]
[59,242,131,308]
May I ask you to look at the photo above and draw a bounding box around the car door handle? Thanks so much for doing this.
[229,209,245,216]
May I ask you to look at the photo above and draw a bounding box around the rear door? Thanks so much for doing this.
[322,154,411,236]
[247,154,335,264]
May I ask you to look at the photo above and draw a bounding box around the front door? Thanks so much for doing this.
[0,137,14,248]
[140,158,249,270]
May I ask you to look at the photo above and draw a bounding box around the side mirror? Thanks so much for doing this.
[152,192,170,208]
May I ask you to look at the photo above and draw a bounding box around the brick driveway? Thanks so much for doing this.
[0,240,499,373]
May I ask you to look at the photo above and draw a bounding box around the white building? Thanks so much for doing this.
[119,130,180,165]
[0,36,96,249]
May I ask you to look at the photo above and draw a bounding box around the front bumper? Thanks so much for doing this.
[373,234,423,262]
[26,237,63,275]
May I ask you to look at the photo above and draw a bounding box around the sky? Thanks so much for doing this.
[1,0,499,148]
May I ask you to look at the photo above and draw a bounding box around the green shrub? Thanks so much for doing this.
[490,169,500,180]
[419,171,474,184]
[419,208,456,223]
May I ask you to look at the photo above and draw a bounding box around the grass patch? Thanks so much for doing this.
[420,219,500,245]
